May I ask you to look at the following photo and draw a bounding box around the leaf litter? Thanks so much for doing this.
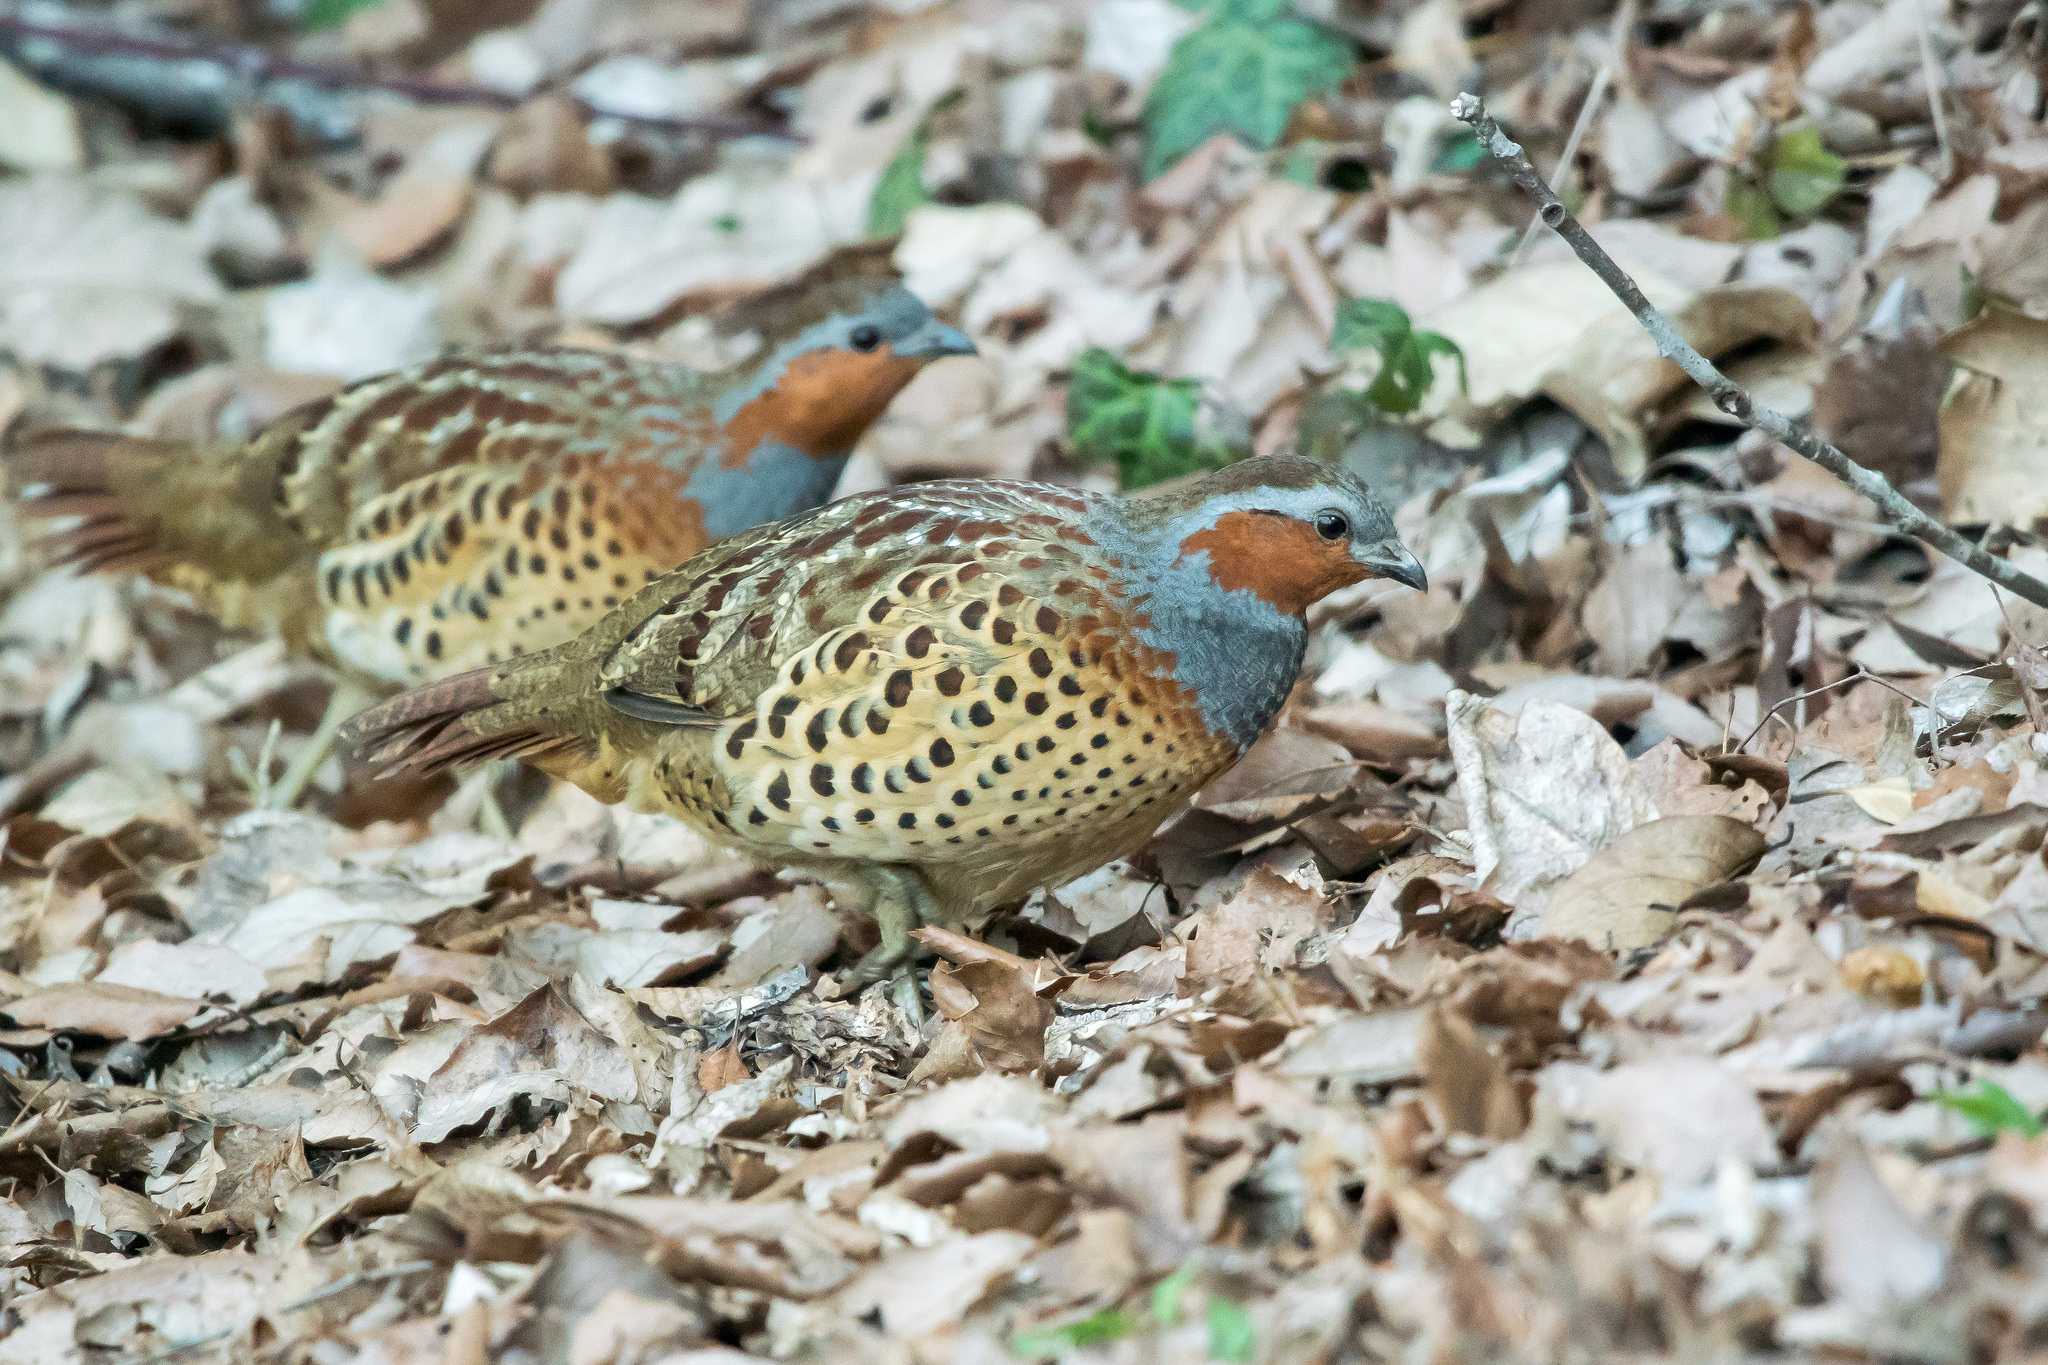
[5,0,2048,1360]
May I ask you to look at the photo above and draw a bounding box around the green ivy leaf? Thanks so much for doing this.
[1066,348,1249,488]
[1331,297,1467,416]
[1432,131,1486,174]
[1766,126,1846,219]
[1142,1,1353,180]
[867,128,931,238]
[1010,1308,1140,1357]
[1726,176,1782,241]
[1207,1299,1257,1363]
[298,0,386,29]
[1933,1081,2045,1139]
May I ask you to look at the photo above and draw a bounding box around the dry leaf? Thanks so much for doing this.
[1447,690,1658,911]
[1538,816,1766,951]
[1938,309,2048,526]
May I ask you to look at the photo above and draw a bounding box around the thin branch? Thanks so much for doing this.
[1914,0,1955,182]
[1731,668,1943,754]
[0,12,794,143]
[1449,92,2048,610]
[1510,0,1637,266]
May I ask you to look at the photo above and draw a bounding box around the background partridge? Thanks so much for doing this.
[5,277,972,688]
[346,456,1426,980]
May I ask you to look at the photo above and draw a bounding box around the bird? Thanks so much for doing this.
[6,279,974,686]
[6,277,973,804]
[345,455,1427,983]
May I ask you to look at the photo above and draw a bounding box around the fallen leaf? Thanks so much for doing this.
[1937,309,2048,526]
[1537,815,1766,951]
[3,981,206,1040]
[1446,690,1658,911]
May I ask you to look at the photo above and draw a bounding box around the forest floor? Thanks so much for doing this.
[6,0,2048,1360]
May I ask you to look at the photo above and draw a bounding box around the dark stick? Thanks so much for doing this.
[1449,92,2048,610]
[0,11,795,143]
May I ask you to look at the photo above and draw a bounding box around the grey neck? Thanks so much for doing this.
[1085,502,1307,751]
[684,439,847,539]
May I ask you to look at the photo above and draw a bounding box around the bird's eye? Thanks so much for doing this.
[849,324,882,352]
[1314,509,1350,541]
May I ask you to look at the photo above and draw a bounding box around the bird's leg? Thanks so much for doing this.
[265,679,375,810]
[845,864,942,993]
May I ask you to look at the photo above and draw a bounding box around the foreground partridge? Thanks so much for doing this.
[346,456,1426,980]
[6,279,972,687]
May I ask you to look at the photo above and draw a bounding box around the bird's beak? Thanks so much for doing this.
[1361,542,1428,592]
[893,319,977,359]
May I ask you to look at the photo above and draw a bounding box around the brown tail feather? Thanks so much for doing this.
[6,428,190,574]
[342,661,587,780]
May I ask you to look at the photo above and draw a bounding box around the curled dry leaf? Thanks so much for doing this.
[1537,815,1767,952]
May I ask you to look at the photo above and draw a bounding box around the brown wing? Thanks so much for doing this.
[594,481,1102,722]
[267,349,720,544]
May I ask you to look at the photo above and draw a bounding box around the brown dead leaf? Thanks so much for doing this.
[412,985,639,1142]
[3,982,207,1040]
[697,1044,752,1093]
[1938,309,2048,526]
[336,167,473,269]
[1417,1005,1525,1139]
[487,94,614,196]
[1839,944,1926,1006]
[1538,816,1766,952]
[928,958,1052,1073]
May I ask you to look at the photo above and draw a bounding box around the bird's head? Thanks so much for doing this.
[1145,456,1426,615]
[718,283,975,464]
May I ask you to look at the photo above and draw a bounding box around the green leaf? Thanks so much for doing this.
[1142,2,1353,180]
[1725,176,1781,241]
[1331,297,1467,416]
[1766,126,1846,219]
[298,0,385,28]
[868,128,931,238]
[1207,1299,1257,1362]
[1933,1081,2045,1138]
[1330,297,1411,355]
[1432,131,1486,174]
[1066,348,1249,489]
[1010,1308,1140,1357]
[1151,1265,1197,1323]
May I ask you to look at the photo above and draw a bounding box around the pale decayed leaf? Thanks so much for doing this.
[1446,690,1658,910]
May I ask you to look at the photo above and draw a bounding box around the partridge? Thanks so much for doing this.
[5,279,973,688]
[345,456,1426,980]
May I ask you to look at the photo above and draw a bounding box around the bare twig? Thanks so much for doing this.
[1731,667,1961,754]
[1509,0,1637,266]
[1914,0,1955,182]
[0,11,793,143]
[1450,92,2048,610]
